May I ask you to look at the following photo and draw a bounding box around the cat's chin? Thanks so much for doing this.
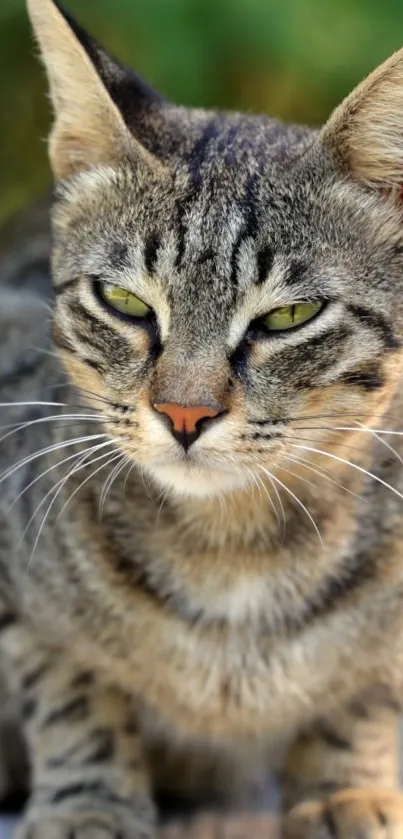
[146,461,252,499]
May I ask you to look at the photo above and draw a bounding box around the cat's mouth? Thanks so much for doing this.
[142,446,255,498]
[116,404,280,498]
[147,459,252,498]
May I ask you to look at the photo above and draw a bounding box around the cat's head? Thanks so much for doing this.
[28,0,403,499]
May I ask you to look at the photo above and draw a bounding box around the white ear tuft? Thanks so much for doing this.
[27,0,134,180]
[321,48,403,189]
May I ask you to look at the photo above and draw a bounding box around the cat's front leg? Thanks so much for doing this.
[284,689,403,839]
[4,624,156,839]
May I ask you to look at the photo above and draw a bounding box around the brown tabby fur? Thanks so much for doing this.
[2,0,403,837]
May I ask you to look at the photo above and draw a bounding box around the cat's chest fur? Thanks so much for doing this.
[39,554,403,744]
[22,480,403,744]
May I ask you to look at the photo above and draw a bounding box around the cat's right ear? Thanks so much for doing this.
[27,0,159,181]
[321,47,403,192]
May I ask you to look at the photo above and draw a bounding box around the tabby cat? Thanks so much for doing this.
[2,0,403,836]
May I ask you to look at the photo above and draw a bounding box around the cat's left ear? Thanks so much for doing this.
[321,48,403,191]
[27,0,162,180]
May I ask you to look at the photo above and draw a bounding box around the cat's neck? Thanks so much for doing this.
[162,465,360,551]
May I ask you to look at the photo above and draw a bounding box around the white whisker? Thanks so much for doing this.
[354,422,403,466]
[27,447,123,571]
[123,461,135,494]
[294,424,403,438]
[290,444,403,504]
[74,385,116,406]
[0,413,104,447]
[279,463,319,492]
[0,413,100,432]
[98,454,129,519]
[139,465,154,500]
[249,467,281,529]
[0,401,67,409]
[217,490,227,527]
[76,385,131,409]
[256,467,286,535]
[333,426,403,437]
[283,454,364,502]
[28,346,61,360]
[259,465,322,544]
[156,486,171,524]
[0,434,108,487]
[245,466,263,503]
[267,473,286,535]
[18,444,115,558]
[284,434,366,453]
[56,449,124,527]
[8,439,115,511]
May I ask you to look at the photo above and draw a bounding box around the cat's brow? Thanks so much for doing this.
[283,258,309,288]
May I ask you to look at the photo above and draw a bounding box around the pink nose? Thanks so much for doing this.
[154,402,221,434]
[154,402,224,449]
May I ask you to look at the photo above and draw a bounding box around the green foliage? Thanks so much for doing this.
[2,0,403,222]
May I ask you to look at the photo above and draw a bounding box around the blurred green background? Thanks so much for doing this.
[2,0,403,224]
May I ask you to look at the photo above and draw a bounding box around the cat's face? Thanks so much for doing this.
[29,0,403,498]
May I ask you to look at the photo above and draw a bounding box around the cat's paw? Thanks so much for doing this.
[284,789,403,839]
[14,811,154,839]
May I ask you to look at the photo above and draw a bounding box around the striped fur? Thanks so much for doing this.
[2,2,403,838]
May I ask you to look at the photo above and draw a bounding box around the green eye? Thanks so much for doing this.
[98,282,151,318]
[263,301,323,332]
